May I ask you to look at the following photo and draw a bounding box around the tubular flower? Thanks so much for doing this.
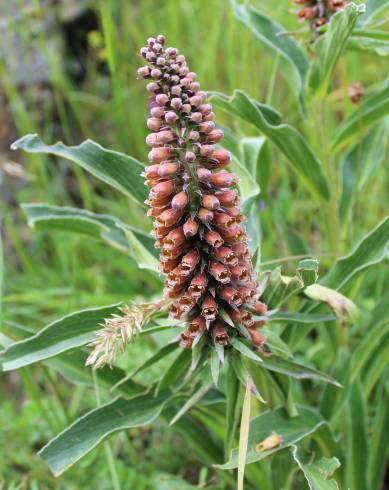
[294,0,349,33]
[138,35,266,350]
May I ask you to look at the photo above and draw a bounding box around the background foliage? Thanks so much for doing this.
[0,0,388,489]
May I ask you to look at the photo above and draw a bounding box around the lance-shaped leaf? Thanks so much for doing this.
[339,121,389,225]
[0,304,121,371]
[358,0,389,25]
[346,381,369,490]
[291,445,341,490]
[321,217,389,290]
[231,0,308,106]
[349,31,389,56]
[21,203,157,262]
[39,391,172,476]
[260,354,341,387]
[11,134,148,205]
[332,84,389,150]
[268,312,335,324]
[368,383,389,490]
[216,405,325,469]
[210,90,329,201]
[308,3,365,95]
[304,284,359,325]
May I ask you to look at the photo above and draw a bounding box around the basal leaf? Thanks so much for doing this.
[39,391,172,476]
[21,203,157,260]
[231,0,309,106]
[217,405,324,469]
[11,134,148,204]
[0,304,121,371]
[332,84,389,150]
[308,3,365,95]
[211,90,330,201]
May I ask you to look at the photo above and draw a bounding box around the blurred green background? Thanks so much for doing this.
[0,0,387,488]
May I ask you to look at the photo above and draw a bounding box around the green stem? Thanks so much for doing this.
[92,369,121,490]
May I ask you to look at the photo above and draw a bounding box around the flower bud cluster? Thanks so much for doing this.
[138,36,266,350]
[294,0,349,32]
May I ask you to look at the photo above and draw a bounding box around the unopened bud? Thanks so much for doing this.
[247,329,266,347]
[156,94,169,106]
[190,112,203,123]
[150,106,165,118]
[202,194,220,210]
[151,68,162,79]
[185,151,196,163]
[198,207,214,224]
[198,103,212,114]
[183,218,199,237]
[215,190,239,206]
[171,191,188,210]
[187,72,197,81]
[156,208,183,227]
[138,66,150,79]
[158,161,180,177]
[147,117,162,131]
[200,145,214,157]
[181,104,191,114]
[150,179,175,198]
[165,111,178,124]
[213,212,235,229]
[197,167,212,182]
[210,171,239,188]
[251,301,268,316]
[170,97,182,110]
[172,85,182,96]
[189,130,200,142]
[149,147,171,162]
[179,66,189,77]
[199,121,215,133]
[206,129,224,143]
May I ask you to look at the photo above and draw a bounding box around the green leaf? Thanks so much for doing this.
[359,0,389,25]
[11,134,148,205]
[351,298,389,380]
[229,154,260,206]
[39,391,172,476]
[346,381,369,490]
[210,348,221,387]
[217,405,325,469]
[21,203,157,260]
[169,380,212,426]
[120,223,160,272]
[240,136,270,193]
[332,84,389,150]
[237,379,252,490]
[230,338,263,364]
[368,383,389,490]
[291,445,340,490]
[297,259,319,286]
[157,349,192,393]
[260,354,341,387]
[0,304,121,371]
[321,217,389,290]
[268,312,335,324]
[304,284,359,325]
[112,341,180,391]
[349,32,389,56]
[339,121,389,225]
[231,0,309,106]
[210,90,330,201]
[308,3,365,95]
[225,357,242,459]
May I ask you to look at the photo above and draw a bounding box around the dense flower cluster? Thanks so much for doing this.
[138,35,267,349]
[294,0,349,31]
